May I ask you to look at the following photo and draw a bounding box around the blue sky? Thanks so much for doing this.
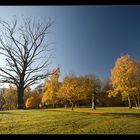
[0,6,140,82]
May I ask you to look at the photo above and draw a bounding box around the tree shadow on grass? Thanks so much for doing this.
[103,112,140,119]
[50,109,140,118]
[34,108,140,119]
[79,112,140,119]
[0,111,12,114]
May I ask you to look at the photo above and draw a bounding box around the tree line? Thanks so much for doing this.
[1,57,139,111]
[0,17,139,110]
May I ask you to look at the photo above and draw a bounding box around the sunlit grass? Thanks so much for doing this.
[0,107,140,134]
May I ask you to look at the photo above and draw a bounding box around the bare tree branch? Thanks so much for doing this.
[0,17,53,109]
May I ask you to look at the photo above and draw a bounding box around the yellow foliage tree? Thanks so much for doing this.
[57,75,81,111]
[25,90,42,109]
[2,84,17,110]
[109,55,139,108]
[57,74,100,110]
[41,67,60,108]
[23,87,32,105]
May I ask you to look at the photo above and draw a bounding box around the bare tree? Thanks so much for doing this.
[0,17,53,109]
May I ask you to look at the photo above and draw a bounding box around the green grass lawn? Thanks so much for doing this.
[0,107,140,134]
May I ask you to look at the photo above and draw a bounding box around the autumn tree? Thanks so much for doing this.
[0,91,5,110]
[57,75,82,111]
[23,86,32,106]
[25,90,42,109]
[2,84,17,110]
[57,74,101,110]
[0,17,52,109]
[81,75,101,110]
[109,55,139,109]
[41,67,60,108]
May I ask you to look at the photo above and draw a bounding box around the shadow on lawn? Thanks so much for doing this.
[80,112,140,119]
[0,111,12,114]
[45,109,140,118]
[102,112,140,118]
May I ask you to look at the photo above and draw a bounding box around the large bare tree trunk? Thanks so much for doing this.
[128,95,132,109]
[17,84,24,109]
[92,93,96,110]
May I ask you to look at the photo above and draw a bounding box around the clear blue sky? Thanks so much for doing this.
[0,6,140,81]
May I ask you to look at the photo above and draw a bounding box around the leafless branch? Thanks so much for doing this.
[0,17,53,90]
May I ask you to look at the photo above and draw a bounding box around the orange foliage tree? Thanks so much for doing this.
[57,74,101,110]
[41,68,60,108]
[23,87,32,107]
[2,84,17,110]
[57,75,81,111]
[109,55,139,108]
[25,90,42,109]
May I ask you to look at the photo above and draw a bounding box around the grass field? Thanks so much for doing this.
[0,107,140,134]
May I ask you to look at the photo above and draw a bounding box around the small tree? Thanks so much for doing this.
[57,75,82,111]
[81,75,101,110]
[25,90,42,109]
[41,67,60,108]
[2,84,17,110]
